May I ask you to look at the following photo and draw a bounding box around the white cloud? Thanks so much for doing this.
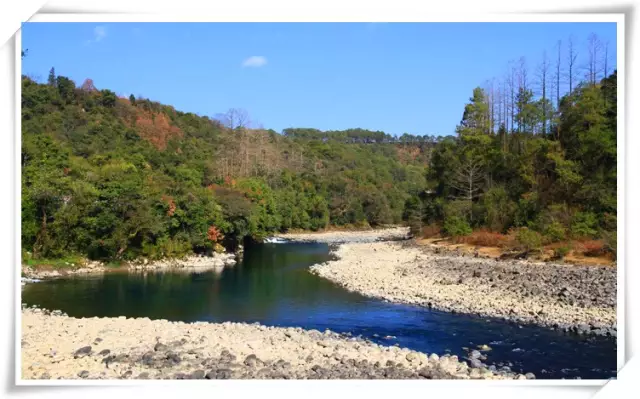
[242,56,268,68]
[85,26,107,45]
[94,26,107,42]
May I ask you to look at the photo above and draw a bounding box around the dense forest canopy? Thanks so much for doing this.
[22,37,617,262]
[21,73,435,261]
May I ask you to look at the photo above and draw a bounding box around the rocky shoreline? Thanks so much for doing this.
[21,253,238,281]
[274,226,410,244]
[309,240,616,337]
[21,307,532,380]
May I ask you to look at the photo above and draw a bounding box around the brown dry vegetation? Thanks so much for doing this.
[133,108,183,150]
[417,229,615,266]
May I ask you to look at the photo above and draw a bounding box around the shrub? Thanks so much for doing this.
[514,192,540,227]
[443,216,472,238]
[515,227,543,252]
[602,213,617,232]
[546,203,572,227]
[553,245,571,260]
[482,186,516,232]
[443,200,471,220]
[601,230,617,259]
[571,211,598,238]
[354,219,371,229]
[581,240,606,257]
[408,220,423,237]
[213,243,225,254]
[454,229,511,247]
[22,249,33,263]
[544,221,567,243]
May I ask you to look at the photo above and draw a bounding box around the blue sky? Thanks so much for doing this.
[21,22,617,136]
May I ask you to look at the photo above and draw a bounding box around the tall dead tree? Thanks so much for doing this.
[449,158,484,222]
[490,78,496,134]
[508,61,517,133]
[603,40,610,78]
[518,57,529,93]
[484,79,496,134]
[587,33,603,86]
[495,85,503,134]
[537,51,550,134]
[516,57,529,133]
[502,78,509,132]
[554,40,562,110]
[566,36,578,94]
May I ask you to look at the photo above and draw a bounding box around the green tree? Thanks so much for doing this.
[48,67,56,86]
[456,87,490,136]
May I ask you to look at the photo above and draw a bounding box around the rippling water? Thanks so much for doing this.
[21,242,617,379]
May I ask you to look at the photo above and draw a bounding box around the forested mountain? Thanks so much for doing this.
[21,64,616,262]
[21,73,432,260]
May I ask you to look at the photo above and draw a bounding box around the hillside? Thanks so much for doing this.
[21,74,430,261]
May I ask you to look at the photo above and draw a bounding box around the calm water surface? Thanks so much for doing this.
[22,242,616,380]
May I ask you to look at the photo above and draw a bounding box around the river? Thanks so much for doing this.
[21,242,616,380]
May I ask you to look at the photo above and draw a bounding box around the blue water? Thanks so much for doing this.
[21,242,617,379]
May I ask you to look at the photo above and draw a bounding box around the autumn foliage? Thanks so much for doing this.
[207,225,224,243]
[134,109,183,150]
[161,195,176,217]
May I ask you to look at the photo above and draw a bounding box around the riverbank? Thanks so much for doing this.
[309,240,616,337]
[274,226,410,244]
[21,253,238,280]
[21,307,529,380]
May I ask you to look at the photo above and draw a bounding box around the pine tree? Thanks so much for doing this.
[456,87,490,136]
[48,67,56,86]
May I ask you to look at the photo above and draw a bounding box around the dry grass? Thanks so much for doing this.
[417,230,616,266]
[421,223,441,239]
[573,239,607,257]
[452,229,513,248]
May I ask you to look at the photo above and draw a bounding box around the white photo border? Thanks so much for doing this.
[2,2,635,398]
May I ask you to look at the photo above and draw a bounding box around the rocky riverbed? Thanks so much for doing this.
[21,307,530,380]
[274,226,410,244]
[309,241,616,337]
[21,253,238,280]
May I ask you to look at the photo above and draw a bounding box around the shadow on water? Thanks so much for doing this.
[21,242,616,380]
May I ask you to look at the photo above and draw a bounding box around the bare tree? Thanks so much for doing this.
[448,158,484,222]
[553,40,562,110]
[80,78,97,92]
[502,77,509,132]
[508,61,517,133]
[603,40,611,79]
[495,85,503,133]
[587,33,603,85]
[537,51,550,134]
[515,57,529,134]
[218,108,251,130]
[518,57,529,93]
[566,36,578,94]
[484,79,496,134]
